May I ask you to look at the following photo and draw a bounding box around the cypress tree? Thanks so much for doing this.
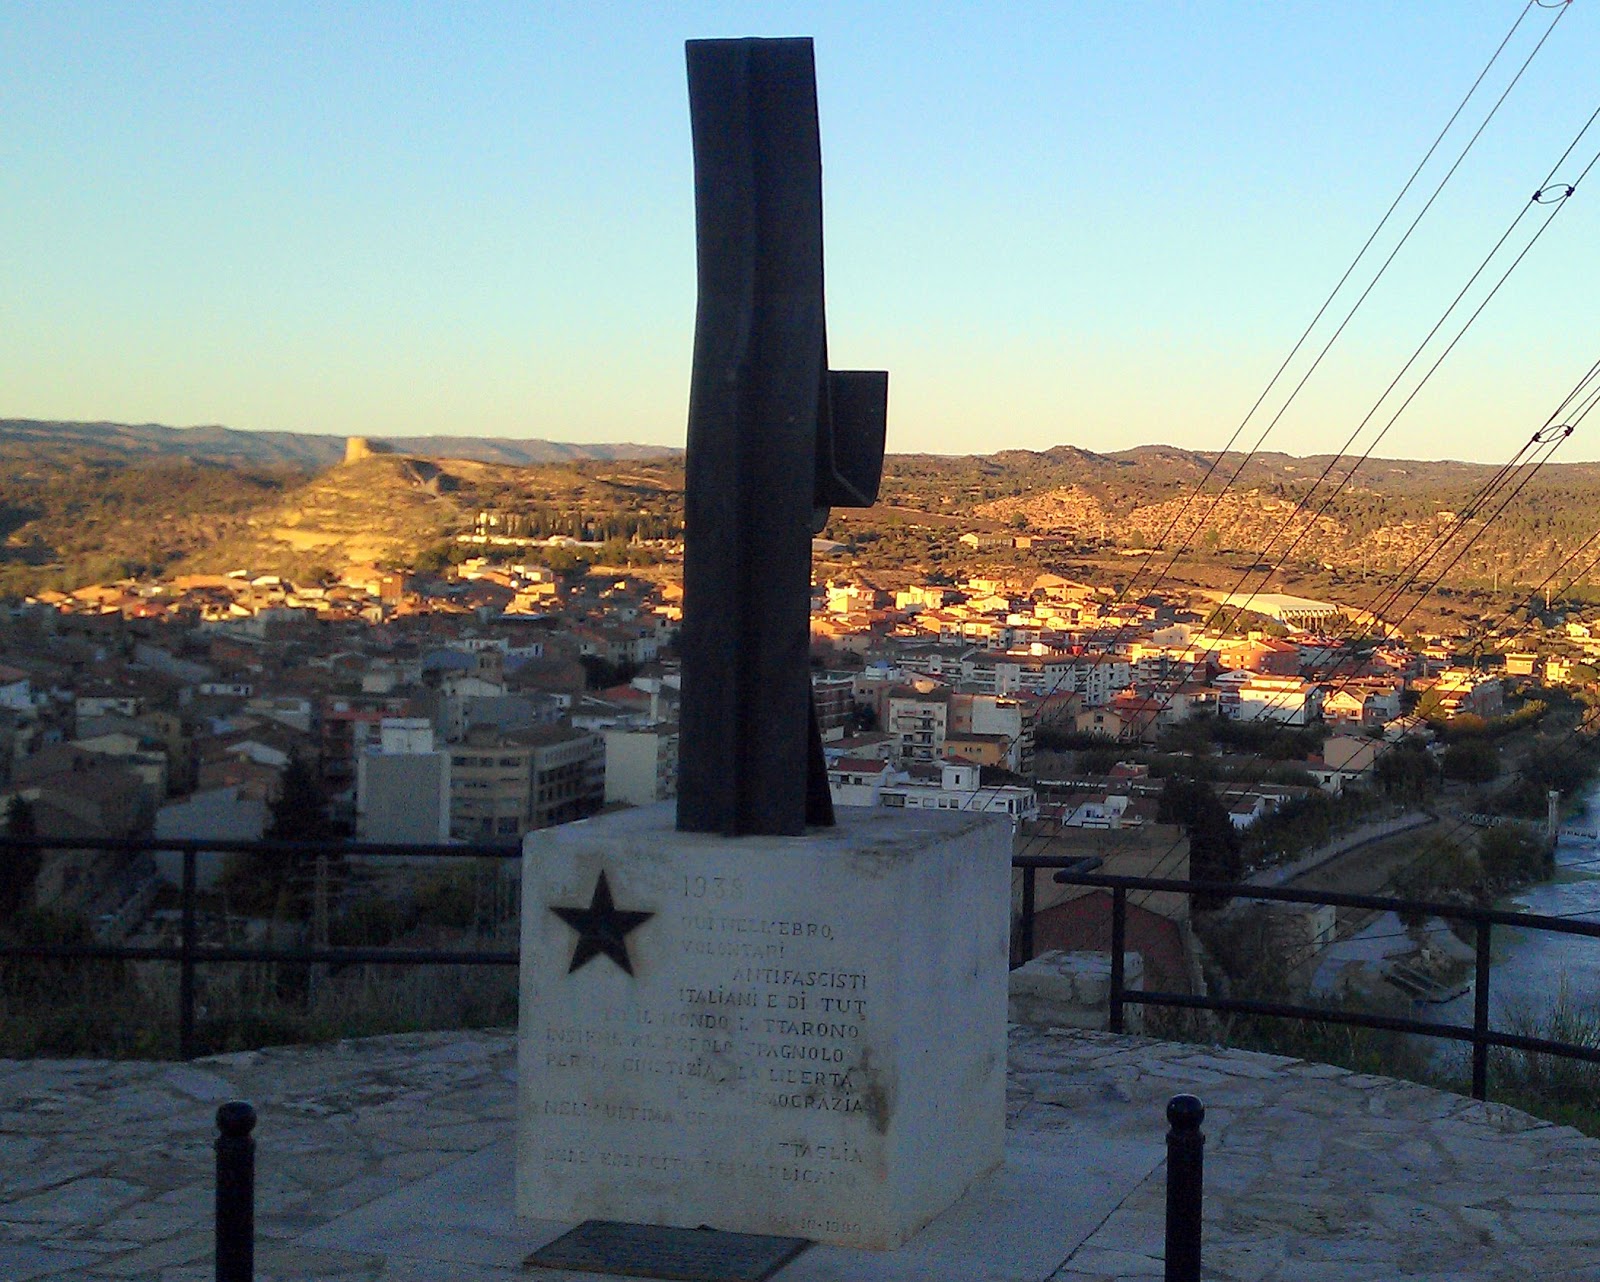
[0,796,41,920]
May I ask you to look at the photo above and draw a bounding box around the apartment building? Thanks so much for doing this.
[961,651,1074,697]
[886,686,952,763]
[949,692,1034,774]
[1127,643,1213,687]
[356,718,451,844]
[1217,673,1325,725]
[878,760,1037,829]
[1418,669,1505,720]
[449,724,604,840]
[811,672,857,741]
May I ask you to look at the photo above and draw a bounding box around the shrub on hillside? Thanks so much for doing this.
[1442,739,1500,784]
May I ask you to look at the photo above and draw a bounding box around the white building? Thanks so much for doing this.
[0,665,34,714]
[878,761,1038,831]
[826,756,900,808]
[1050,792,1133,829]
[887,687,952,763]
[602,725,679,807]
[1217,673,1324,725]
[952,692,1035,774]
[153,786,269,890]
[245,694,314,733]
[356,718,452,844]
[1215,592,1342,629]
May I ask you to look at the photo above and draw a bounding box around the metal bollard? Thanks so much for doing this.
[1164,1094,1205,1282]
[215,1100,256,1282]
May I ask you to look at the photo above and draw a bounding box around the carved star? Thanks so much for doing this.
[548,871,654,976]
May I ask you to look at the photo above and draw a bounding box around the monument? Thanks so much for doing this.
[517,806,1010,1251]
[516,38,1012,1253]
[676,36,888,838]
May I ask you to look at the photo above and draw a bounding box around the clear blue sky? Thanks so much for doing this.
[3,2,1598,463]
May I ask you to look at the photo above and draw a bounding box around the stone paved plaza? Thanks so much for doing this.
[5,1026,1600,1281]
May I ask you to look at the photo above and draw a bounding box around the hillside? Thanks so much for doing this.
[876,445,1600,589]
[3,419,1599,611]
[0,426,686,594]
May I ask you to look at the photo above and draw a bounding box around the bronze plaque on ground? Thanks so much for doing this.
[525,1220,810,1281]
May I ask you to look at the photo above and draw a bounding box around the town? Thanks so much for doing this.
[3,513,1593,1028]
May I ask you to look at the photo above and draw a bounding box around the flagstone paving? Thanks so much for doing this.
[3,1026,1599,1280]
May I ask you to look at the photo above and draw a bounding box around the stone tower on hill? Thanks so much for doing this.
[344,437,374,464]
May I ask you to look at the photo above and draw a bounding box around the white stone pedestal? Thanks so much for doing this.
[515,804,1012,1250]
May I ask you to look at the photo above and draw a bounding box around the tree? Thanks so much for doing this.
[1157,776,1243,909]
[222,750,345,920]
[267,751,336,842]
[1374,741,1437,802]
[1442,739,1499,784]
[1476,826,1550,889]
[0,796,41,921]
[1388,836,1480,926]
[580,655,638,690]
[544,546,592,581]
[413,542,454,574]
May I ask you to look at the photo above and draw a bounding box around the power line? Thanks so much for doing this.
[1003,156,1593,851]
[1083,355,1597,867]
[1108,412,1590,911]
[1212,181,1581,646]
[1001,0,1567,724]
[1110,113,1600,891]
[1112,0,1566,613]
[947,9,1583,848]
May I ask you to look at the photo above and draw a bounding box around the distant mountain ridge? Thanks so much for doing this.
[5,417,1600,611]
[0,420,680,468]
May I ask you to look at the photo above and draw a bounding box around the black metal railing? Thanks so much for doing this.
[0,835,521,1059]
[5,835,1600,1097]
[1015,856,1600,1100]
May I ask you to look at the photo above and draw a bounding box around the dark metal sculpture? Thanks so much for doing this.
[676,38,887,837]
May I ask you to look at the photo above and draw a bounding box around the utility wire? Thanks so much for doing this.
[1127,124,1600,884]
[1076,286,1597,895]
[963,8,1580,847]
[1213,183,1579,646]
[1117,374,1599,910]
[1212,96,1600,637]
[998,162,1587,851]
[1201,525,1600,978]
[1011,0,1564,701]
[1115,0,1563,612]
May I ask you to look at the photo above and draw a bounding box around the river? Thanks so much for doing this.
[1312,791,1600,1052]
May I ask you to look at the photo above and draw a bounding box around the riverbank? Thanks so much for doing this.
[1252,808,1438,890]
